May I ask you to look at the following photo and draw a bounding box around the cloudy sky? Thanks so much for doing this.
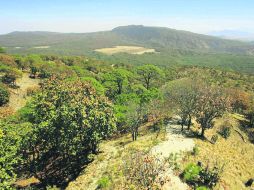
[1,0,254,35]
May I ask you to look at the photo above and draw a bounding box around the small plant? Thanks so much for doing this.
[97,176,111,189]
[196,186,209,190]
[166,152,180,170]
[192,145,199,156]
[183,163,202,182]
[182,162,224,189]
[211,134,218,144]
[219,126,231,139]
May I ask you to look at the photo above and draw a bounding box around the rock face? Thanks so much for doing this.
[151,118,195,190]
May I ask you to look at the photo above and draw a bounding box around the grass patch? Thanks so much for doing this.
[181,114,254,190]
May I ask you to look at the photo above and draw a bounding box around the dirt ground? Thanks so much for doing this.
[94,46,156,55]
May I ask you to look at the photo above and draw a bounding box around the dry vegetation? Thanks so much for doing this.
[182,114,254,190]
[8,73,40,111]
[67,123,165,190]
[94,46,156,55]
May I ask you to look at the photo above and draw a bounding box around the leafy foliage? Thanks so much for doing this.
[0,121,32,189]
[0,84,10,106]
[137,64,164,90]
[182,162,223,189]
[21,78,116,185]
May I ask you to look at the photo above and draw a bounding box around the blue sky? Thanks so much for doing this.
[1,0,254,34]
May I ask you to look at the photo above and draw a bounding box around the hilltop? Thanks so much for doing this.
[1,25,254,55]
[1,25,254,74]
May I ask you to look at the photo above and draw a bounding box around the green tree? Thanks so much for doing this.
[164,79,199,131]
[137,64,164,90]
[194,85,230,137]
[0,84,10,106]
[102,68,132,98]
[245,96,254,128]
[2,69,22,86]
[0,47,5,53]
[23,78,116,185]
[0,121,32,189]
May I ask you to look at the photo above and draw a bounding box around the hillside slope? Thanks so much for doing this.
[1,25,254,55]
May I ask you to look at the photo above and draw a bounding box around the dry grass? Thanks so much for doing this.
[8,73,40,111]
[94,46,156,55]
[15,177,40,188]
[67,124,165,190]
[182,114,254,190]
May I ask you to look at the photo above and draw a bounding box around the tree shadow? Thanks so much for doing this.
[17,151,94,189]
[237,119,254,144]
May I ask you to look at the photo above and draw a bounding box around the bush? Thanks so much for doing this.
[183,163,202,182]
[192,145,199,156]
[219,126,231,139]
[0,121,32,189]
[123,151,168,189]
[0,84,10,106]
[97,176,111,189]
[182,162,223,188]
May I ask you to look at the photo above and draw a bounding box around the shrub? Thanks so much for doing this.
[183,163,202,182]
[219,126,231,139]
[182,162,223,188]
[0,84,10,106]
[165,152,180,170]
[192,145,199,156]
[97,176,111,189]
[123,151,168,189]
[199,165,222,188]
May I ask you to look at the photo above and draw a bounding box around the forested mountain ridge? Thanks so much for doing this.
[1,25,254,55]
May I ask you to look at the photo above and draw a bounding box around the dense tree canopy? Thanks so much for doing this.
[21,78,116,185]
[137,64,164,90]
[0,84,10,106]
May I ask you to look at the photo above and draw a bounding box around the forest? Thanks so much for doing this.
[0,47,254,190]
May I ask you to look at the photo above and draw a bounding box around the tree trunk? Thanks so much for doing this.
[201,127,205,137]
[187,116,192,130]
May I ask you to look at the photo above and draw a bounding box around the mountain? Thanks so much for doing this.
[209,30,254,41]
[0,25,254,55]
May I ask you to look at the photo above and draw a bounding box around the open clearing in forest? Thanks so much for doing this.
[8,73,40,111]
[94,45,156,55]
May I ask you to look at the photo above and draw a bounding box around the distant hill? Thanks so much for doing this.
[209,30,254,41]
[1,25,254,74]
[0,25,254,55]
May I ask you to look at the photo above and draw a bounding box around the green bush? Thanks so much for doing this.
[0,84,10,106]
[97,176,111,189]
[182,162,223,188]
[219,126,231,139]
[183,163,202,182]
[196,186,209,190]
